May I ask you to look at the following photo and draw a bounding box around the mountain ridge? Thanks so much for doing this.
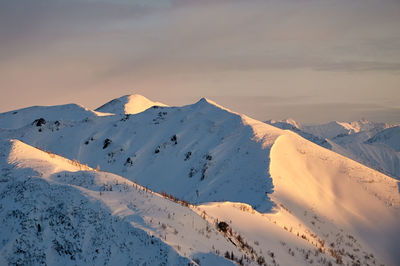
[267,118,400,179]
[0,95,399,265]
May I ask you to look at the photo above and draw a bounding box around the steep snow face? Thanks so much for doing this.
[270,119,400,179]
[95,94,167,115]
[1,98,283,212]
[324,125,400,179]
[0,139,246,265]
[328,126,400,179]
[269,132,400,265]
[0,140,192,266]
[366,126,400,152]
[195,127,400,265]
[329,140,400,179]
[0,104,101,130]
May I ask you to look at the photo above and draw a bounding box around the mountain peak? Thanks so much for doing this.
[195,97,216,105]
[193,97,234,113]
[95,94,167,115]
[283,118,300,128]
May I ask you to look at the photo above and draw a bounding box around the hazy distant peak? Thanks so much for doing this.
[283,118,300,128]
[366,125,400,151]
[265,118,301,131]
[95,94,167,115]
[301,119,392,140]
[269,118,300,129]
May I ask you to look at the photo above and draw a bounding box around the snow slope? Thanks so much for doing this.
[366,126,400,152]
[269,132,400,265]
[329,140,400,179]
[0,139,249,265]
[269,118,400,179]
[95,94,167,115]
[196,126,400,265]
[1,98,283,212]
[197,202,335,266]
[1,95,399,265]
[324,125,400,180]
[2,137,393,265]
[0,104,105,130]
[0,139,190,265]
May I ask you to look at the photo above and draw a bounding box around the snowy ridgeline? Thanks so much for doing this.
[0,139,240,266]
[0,94,399,266]
[0,96,280,212]
[0,139,334,266]
[266,119,400,179]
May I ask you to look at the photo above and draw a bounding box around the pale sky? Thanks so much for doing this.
[0,0,399,123]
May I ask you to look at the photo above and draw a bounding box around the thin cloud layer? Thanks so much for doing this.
[0,0,399,122]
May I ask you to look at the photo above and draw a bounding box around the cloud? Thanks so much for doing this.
[0,0,163,60]
[2,0,400,72]
[0,0,399,123]
[314,61,400,72]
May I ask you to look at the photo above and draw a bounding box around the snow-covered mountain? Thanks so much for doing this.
[366,126,400,152]
[95,94,167,115]
[266,119,331,149]
[0,97,285,212]
[1,94,399,265]
[0,139,242,265]
[301,119,390,140]
[267,118,400,179]
[0,104,108,130]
